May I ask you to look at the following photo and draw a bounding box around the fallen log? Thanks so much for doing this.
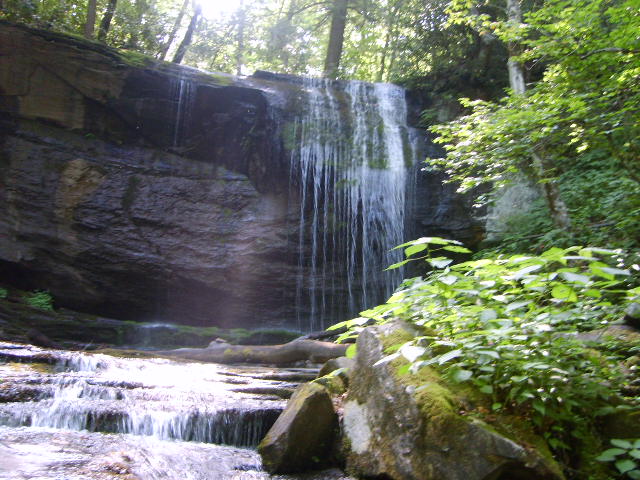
[155,338,348,365]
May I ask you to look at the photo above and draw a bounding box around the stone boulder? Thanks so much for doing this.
[625,302,640,329]
[342,322,564,480]
[258,382,338,473]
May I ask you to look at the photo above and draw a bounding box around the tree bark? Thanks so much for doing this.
[97,0,118,43]
[236,0,246,75]
[506,0,525,94]
[84,0,97,39]
[506,0,570,229]
[323,0,348,79]
[172,4,201,64]
[156,339,349,365]
[159,0,189,60]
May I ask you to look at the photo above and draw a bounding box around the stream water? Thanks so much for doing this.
[0,342,352,480]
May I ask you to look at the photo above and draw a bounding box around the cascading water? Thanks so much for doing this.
[0,342,352,479]
[289,79,418,331]
[171,73,195,148]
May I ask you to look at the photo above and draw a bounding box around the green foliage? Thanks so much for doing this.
[333,237,639,454]
[429,0,640,251]
[24,290,54,311]
[480,156,640,254]
[596,439,640,479]
[0,288,7,299]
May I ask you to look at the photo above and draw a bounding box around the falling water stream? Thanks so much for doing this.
[290,79,419,331]
[0,342,352,479]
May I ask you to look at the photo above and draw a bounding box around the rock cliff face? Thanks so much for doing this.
[0,22,482,329]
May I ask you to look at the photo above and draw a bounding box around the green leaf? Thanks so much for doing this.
[405,243,427,258]
[477,349,500,359]
[346,344,357,359]
[479,384,493,394]
[628,471,640,480]
[585,289,602,298]
[595,448,626,461]
[385,259,411,271]
[480,309,497,321]
[451,369,473,382]
[532,400,546,416]
[400,344,426,363]
[512,264,543,279]
[629,450,640,460]
[600,267,631,277]
[615,459,636,474]
[373,352,400,367]
[437,349,463,364]
[439,275,458,285]
[551,284,577,301]
[505,300,531,312]
[429,257,454,269]
[612,439,634,449]
[560,272,591,284]
[442,245,472,253]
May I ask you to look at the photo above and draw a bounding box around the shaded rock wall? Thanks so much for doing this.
[0,21,482,329]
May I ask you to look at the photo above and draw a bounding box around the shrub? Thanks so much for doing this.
[331,238,639,453]
[24,290,54,311]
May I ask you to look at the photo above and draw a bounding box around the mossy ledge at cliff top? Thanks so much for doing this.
[0,20,237,87]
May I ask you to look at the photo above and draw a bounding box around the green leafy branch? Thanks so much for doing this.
[331,237,639,453]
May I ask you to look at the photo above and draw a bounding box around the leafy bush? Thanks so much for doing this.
[24,290,54,311]
[596,439,640,479]
[332,238,639,452]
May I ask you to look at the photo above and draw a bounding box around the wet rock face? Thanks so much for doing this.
[342,322,564,480]
[0,23,297,327]
[0,22,482,329]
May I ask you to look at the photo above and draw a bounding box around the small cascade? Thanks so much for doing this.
[171,74,195,148]
[290,79,418,331]
[0,343,351,480]
[0,344,287,448]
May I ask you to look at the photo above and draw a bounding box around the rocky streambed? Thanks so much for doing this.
[0,342,353,479]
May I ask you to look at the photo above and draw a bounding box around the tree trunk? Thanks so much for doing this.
[506,0,570,229]
[156,338,349,365]
[377,0,402,82]
[172,5,201,64]
[97,0,118,43]
[159,0,189,60]
[84,0,97,39]
[323,0,348,79]
[531,153,572,229]
[236,0,245,75]
[506,0,525,94]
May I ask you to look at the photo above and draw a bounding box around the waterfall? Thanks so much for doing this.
[290,79,417,331]
[171,74,194,148]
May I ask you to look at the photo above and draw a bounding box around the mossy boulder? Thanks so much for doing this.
[318,356,354,378]
[313,373,347,395]
[342,321,564,480]
[258,382,338,473]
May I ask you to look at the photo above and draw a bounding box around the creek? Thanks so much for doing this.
[0,342,352,479]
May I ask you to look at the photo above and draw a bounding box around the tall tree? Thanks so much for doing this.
[173,3,201,64]
[323,0,347,78]
[84,0,97,38]
[236,0,246,75]
[505,0,570,229]
[159,0,189,60]
[97,0,118,42]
